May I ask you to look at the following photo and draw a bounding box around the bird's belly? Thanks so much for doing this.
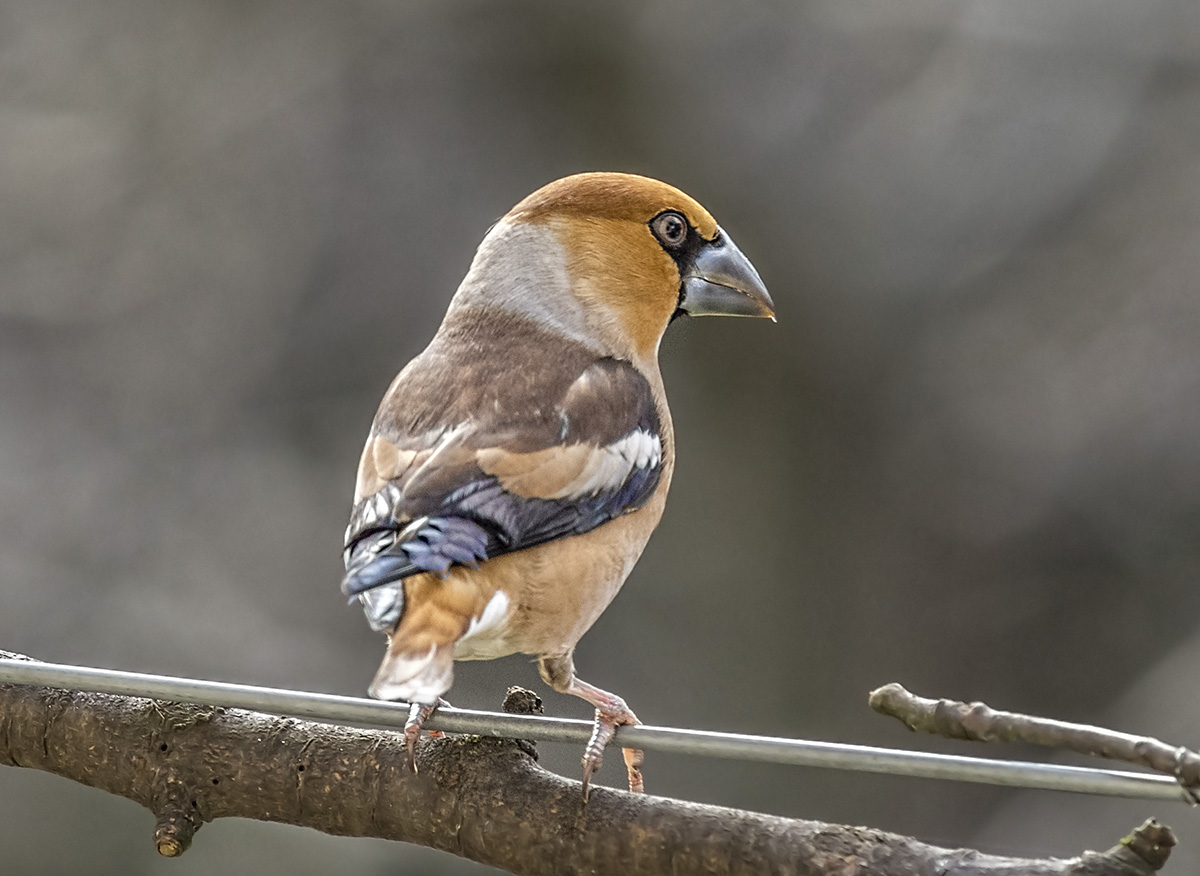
[452,621,514,661]
[452,588,514,661]
[452,638,512,661]
[468,505,660,658]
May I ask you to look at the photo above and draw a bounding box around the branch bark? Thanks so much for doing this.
[870,683,1200,798]
[0,653,1177,876]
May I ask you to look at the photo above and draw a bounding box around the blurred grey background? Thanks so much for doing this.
[2,1,1199,873]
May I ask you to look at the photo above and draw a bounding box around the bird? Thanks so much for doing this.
[341,172,774,797]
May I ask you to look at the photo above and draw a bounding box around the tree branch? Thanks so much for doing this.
[0,653,1177,875]
[870,683,1200,799]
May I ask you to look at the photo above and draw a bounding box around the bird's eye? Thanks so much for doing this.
[651,211,688,248]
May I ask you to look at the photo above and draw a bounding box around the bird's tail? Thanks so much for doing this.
[368,640,455,704]
[365,568,505,704]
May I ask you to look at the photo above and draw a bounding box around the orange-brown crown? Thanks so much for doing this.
[509,172,719,240]
[507,173,719,361]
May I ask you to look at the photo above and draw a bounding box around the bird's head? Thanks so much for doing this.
[450,172,774,367]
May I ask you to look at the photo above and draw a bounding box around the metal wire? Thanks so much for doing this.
[0,657,1189,804]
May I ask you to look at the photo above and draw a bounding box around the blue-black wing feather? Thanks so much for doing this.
[342,463,661,598]
[341,355,663,611]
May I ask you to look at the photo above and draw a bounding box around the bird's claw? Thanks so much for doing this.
[580,701,643,800]
[624,746,645,794]
[403,699,450,774]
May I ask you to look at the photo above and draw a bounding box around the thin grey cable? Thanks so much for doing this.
[0,658,1188,804]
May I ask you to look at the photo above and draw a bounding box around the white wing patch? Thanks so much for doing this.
[556,428,661,500]
[476,427,661,502]
[616,428,661,470]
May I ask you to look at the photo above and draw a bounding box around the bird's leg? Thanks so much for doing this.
[539,654,644,799]
[572,678,644,798]
[403,698,451,773]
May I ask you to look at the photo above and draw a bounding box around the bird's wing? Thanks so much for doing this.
[341,355,663,627]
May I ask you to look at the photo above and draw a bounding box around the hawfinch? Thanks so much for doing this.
[342,172,774,796]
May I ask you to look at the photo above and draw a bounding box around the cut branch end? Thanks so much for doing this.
[154,806,199,857]
[1119,819,1175,870]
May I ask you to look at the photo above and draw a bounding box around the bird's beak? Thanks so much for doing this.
[680,228,775,320]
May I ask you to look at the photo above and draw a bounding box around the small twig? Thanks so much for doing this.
[870,683,1200,801]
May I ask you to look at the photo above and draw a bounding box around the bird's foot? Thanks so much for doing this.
[581,696,643,800]
[539,658,645,800]
[403,698,451,773]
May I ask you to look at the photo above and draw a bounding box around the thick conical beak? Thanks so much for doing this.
[680,228,775,319]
